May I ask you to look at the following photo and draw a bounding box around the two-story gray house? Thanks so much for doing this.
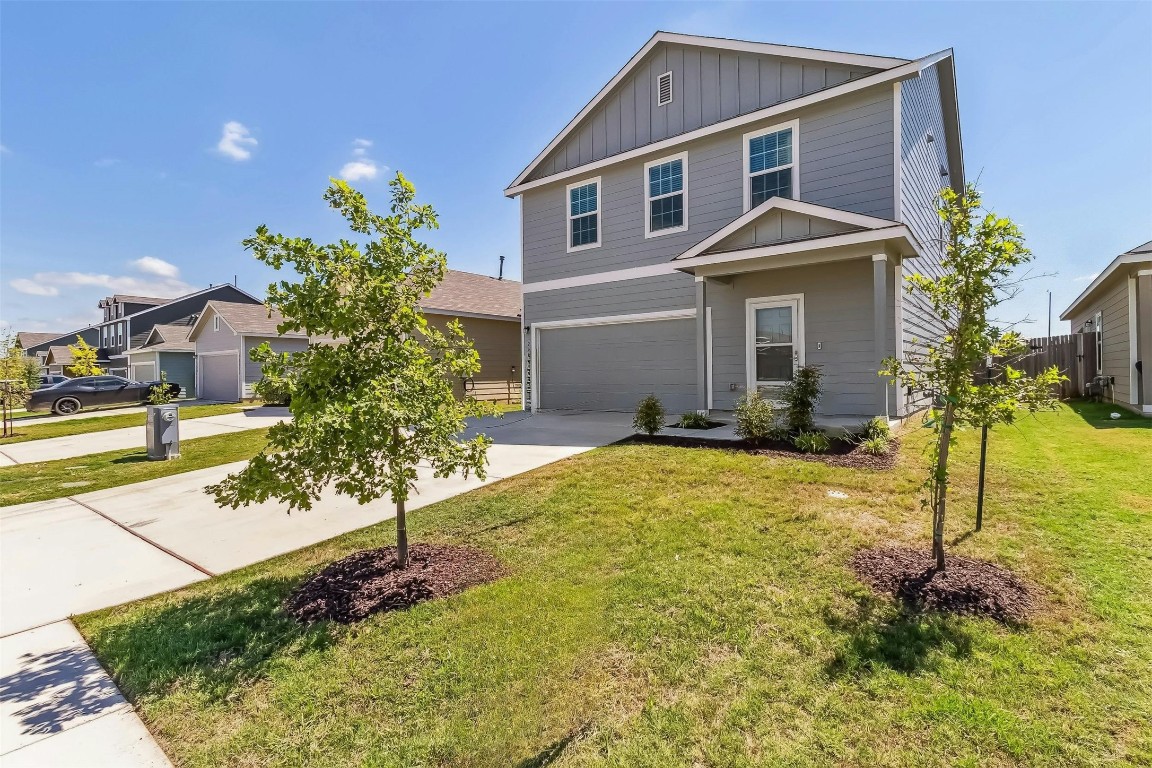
[507,32,962,423]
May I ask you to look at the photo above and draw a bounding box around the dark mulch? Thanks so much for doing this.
[284,543,506,624]
[850,547,1034,624]
[665,420,726,430]
[626,434,899,470]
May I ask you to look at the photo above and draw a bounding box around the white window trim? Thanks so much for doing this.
[656,71,673,107]
[643,152,688,239]
[565,176,602,253]
[742,118,800,213]
[213,316,221,332]
[1094,310,1104,375]
[1129,276,1139,404]
[745,294,805,391]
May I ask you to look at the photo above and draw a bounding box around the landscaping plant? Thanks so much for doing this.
[780,365,823,432]
[207,174,495,569]
[0,332,37,437]
[791,430,830,454]
[882,184,1063,570]
[66,336,103,376]
[858,435,890,456]
[677,411,712,429]
[858,416,891,441]
[733,389,775,444]
[147,371,174,405]
[251,353,295,406]
[632,394,665,435]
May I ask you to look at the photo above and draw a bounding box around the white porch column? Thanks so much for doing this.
[872,253,890,418]
[1137,271,1152,414]
[695,276,708,412]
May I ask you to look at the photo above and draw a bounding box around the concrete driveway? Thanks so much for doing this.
[0,410,633,766]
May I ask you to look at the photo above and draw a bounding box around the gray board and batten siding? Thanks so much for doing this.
[525,42,883,183]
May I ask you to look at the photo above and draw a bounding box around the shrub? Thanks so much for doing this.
[633,394,665,435]
[858,435,890,456]
[253,372,294,406]
[677,411,712,429]
[734,389,775,444]
[858,416,891,441]
[780,365,823,432]
[147,371,174,405]
[791,430,830,454]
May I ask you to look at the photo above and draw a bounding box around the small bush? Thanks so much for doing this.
[791,430,830,454]
[677,411,712,429]
[858,435,890,456]
[781,365,823,432]
[147,371,174,405]
[858,416,891,441]
[734,389,776,444]
[633,395,666,435]
[253,373,294,406]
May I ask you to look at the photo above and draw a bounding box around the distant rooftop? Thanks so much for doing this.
[98,294,168,308]
[421,269,521,321]
[16,331,66,349]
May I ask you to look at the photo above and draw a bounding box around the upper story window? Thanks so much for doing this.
[743,120,798,211]
[566,177,601,252]
[116,324,123,348]
[656,71,672,107]
[644,153,687,238]
[117,304,123,317]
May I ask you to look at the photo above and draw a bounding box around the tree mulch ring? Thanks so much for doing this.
[850,547,1034,624]
[625,434,899,470]
[285,543,506,624]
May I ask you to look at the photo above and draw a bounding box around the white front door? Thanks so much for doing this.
[746,294,804,392]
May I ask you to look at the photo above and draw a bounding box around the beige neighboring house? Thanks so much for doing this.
[421,270,523,405]
[16,332,65,373]
[1060,240,1152,416]
[188,301,310,402]
[43,346,74,376]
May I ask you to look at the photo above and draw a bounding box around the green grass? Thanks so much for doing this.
[0,427,270,506]
[0,403,249,445]
[76,402,1152,767]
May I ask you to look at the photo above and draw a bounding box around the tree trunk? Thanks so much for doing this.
[392,424,408,569]
[932,400,956,571]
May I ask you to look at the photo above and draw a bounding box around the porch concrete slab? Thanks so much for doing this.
[0,499,207,636]
[0,620,170,766]
[1,408,288,465]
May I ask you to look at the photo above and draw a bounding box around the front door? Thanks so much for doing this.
[746,295,804,394]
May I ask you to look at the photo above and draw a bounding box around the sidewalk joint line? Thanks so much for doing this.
[66,496,216,577]
[0,449,20,465]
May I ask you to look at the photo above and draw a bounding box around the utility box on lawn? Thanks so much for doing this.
[146,404,180,460]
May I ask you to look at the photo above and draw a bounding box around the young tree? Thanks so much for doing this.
[66,337,103,376]
[0,332,38,436]
[882,184,1063,570]
[207,174,495,569]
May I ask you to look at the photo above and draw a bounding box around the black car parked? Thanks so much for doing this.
[27,375,182,415]
[38,375,69,389]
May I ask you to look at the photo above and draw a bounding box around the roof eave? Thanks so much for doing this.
[1059,253,1152,320]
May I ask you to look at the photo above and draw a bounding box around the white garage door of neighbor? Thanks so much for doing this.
[199,353,240,402]
[537,319,697,412]
[130,362,155,382]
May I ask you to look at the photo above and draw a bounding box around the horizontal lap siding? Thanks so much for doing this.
[524,273,696,325]
[1071,280,1132,403]
[158,352,196,398]
[242,337,309,398]
[708,259,880,417]
[427,315,523,404]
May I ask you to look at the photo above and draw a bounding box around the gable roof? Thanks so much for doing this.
[111,284,264,325]
[16,332,65,349]
[45,346,73,366]
[99,294,167,308]
[676,197,904,261]
[127,324,196,354]
[506,32,953,195]
[188,301,305,342]
[421,270,522,321]
[1059,240,1152,320]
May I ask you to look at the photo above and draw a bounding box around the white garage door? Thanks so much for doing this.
[131,362,155,382]
[536,318,697,412]
[199,353,240,402]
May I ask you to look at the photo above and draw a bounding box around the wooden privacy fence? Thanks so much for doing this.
[998,332,1098,399]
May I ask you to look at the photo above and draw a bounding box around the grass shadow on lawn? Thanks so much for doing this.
[823,594,977,677]
[84,575,334,704]
[1066,400,1152,430]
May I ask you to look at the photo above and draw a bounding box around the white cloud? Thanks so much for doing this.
[216,121,257,161]
[9,279,58,297]
[0,144,10,154]
[94,157,120,168]
[130,256,180,279]
[338,138,386,182]
[1073,272,1099,283]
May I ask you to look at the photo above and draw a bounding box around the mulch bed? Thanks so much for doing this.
[284,543,506,624]
[850,547,1034,623]
[626,434,899,470]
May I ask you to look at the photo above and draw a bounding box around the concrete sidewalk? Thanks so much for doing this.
[0,411,634,766]
[0,407,288,466]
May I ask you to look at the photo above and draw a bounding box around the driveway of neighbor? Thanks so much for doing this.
[0,410,634,767]
[0,407,289,466]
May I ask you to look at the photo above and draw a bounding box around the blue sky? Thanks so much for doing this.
[2,1,1150,336]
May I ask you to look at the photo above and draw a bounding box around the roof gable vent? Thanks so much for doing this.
[657,71,672,107]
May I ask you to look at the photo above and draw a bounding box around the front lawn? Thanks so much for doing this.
[77,403,1152,766]
[0,427,271,506]
[0,403,249,444]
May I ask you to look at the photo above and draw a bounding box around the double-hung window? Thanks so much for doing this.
[743,120,798,211]
[644,153,687,237]
[566,177,601,252]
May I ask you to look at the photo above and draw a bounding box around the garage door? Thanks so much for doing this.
[199,354,239,402]
[131,362,155,382]
[537,319,697,412]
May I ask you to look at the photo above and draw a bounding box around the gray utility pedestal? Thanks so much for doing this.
[146,404,181,460]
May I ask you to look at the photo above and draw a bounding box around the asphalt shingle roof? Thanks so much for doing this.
[421,270,521,321]
[205,302,304,336]
[16,332,65,349]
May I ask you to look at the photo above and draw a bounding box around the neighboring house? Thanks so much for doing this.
[1059,240,1152,416]
[122,324,197,397]
[506,32,962,422]
[421,270,523,404]
[15,332,65,372]
[188,301,311,402]
[43,346,74,376]
[20,327,101,373]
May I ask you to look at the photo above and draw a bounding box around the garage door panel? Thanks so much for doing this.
[538,319,696,412]
[200,355,239,402]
